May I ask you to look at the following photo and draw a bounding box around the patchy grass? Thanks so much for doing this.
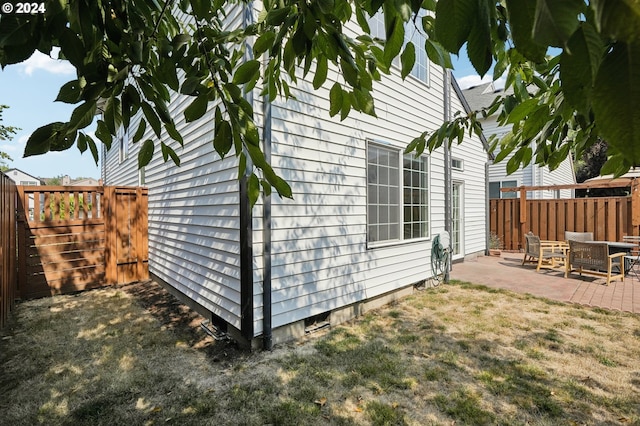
[1,280,640,425]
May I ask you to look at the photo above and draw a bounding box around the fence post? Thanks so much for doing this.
[519,187,527,250]
[631,179,640,233]
[103,186,117,285]
[135,187,149,281]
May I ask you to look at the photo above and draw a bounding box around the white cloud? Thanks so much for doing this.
[0,135,26,153]
[456,74,506,90]
[18,48,75,76]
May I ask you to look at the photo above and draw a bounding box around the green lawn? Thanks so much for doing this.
[1,281,639,425]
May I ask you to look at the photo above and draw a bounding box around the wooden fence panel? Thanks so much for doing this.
[491,196,634,251]
[17,186,148,299]
[0,172,17,328]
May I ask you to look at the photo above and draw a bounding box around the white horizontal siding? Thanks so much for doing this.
[484,116,576,199]
[102,6,245,329]
[254,33,465,334]
[450,84,489,257]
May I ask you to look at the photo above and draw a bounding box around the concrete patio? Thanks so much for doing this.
[450,252,640,314]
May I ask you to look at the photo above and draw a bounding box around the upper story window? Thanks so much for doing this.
[117,127,129,164]
[452,158,463,171]
[367,141,430,245]
[369,10,429,84]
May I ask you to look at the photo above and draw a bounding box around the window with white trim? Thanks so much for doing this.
[489,180,517,199]
[367,141,429,244]
[117,127,128,164]
[452,158,463,171]
[369,11,429,84]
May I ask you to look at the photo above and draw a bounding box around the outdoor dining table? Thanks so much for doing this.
[585,241,638,273]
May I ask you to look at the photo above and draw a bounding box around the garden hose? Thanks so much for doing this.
[431,232,451,286]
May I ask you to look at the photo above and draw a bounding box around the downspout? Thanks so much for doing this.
[443,68,452,280]
[262,72,273,351]
[239,2,255,343]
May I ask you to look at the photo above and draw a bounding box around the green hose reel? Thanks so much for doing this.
[431,231,451,285]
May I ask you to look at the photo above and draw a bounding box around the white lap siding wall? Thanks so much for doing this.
[103,6,489,342]
[102,7,245,331]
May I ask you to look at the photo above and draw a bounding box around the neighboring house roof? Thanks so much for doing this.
[451,77,494,161]
[462,82,516,112]
[4,168,45,185]
[584,170,640,183]
[70,178,100,186]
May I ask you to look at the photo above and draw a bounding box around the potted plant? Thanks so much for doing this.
[489,233,502,256]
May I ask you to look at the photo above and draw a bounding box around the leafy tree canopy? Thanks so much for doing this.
[0,0,639,201]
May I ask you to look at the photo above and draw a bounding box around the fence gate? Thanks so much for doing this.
[17,186,148,299]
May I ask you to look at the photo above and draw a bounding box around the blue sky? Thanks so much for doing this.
[0,50,100,179]
[0,49,486,180]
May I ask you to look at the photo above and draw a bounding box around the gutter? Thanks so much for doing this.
[239,1,255,343]
[443,68,452,281]
[262,68,273,351]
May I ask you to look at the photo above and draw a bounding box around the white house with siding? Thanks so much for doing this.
[4,168,43,186]
[463,83,576,200]
[102,7,491,349]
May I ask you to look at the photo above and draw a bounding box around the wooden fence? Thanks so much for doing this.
[0,172,17,328]
[16,186,148,299]
[491,189,640,251]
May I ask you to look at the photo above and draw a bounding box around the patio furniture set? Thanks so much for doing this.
[522,231,640,285]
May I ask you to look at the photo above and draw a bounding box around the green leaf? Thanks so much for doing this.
[184,94,209,123]
[266,7,291,26]
[595,0,640,43]
[95,120,113,150]
[329,83,343,117]
[384,15,404,68]
[165,121,184,146]
[317,0,335,14]
[340,91,352,121]
[355,6,371,34]
[24,122,63,157]
[161,142,181,166]
[86,135,99,164]
[59,28,85,68]
[213,121,233,158]
[506,98,539,124]
[50,126,76,152]
[434,0,475,53]
[69,102,97,130]
[254,31,276,57]
[522,105,550,139]
[154,100,172,124]
[506,0,547,63]
[466,1,492,76]
[340,57,359,87]
[141,102,162,137]
[233,60,260,85]
[592,41,640,164]
[248,173,260,207]
[425,39,454,69]
[560,23,604,114]
[354,88,376,117]
[55,80,81,104]
[133,119,147,143]
[533,0,583,48]
[158,59,180,92]
[313,55,328,90]
[77,132,88,153]
[138,139,155,168]
[400,42,416,79]
[180,77,200,95]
